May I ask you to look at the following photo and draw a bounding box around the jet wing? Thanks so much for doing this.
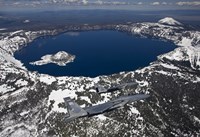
[84,100,122,115]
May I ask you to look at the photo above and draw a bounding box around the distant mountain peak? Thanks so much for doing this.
[158,17,183,26]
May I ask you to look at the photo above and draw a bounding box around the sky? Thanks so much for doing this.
[0,0,200,11]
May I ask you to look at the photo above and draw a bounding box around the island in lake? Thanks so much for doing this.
[30,51,75,66]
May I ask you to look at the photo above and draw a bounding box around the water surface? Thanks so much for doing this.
[15,30,176,77]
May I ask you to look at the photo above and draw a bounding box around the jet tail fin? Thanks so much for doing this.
[95,87,99,93]
[63,97,87,117]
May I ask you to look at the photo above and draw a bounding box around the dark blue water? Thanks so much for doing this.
[15,30,176,77]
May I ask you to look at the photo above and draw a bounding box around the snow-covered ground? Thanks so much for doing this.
[0,17,200,136]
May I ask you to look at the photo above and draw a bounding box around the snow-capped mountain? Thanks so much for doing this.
[158,17,183,26]
[0,17,200,136]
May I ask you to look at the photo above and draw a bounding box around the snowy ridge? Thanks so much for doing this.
[0,30,57,55]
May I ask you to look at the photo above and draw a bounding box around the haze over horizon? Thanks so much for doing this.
[0,0,200,11]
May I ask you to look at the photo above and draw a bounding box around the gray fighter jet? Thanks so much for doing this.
[95,82,137,93]
[64,94,150,123]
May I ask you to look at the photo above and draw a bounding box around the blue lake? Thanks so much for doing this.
[15,30,176,77]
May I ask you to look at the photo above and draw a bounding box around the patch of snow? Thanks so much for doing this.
[155,70,170,76]
[193,116,200,124]
[15,79,28,86]
[0,84,15,94]
[95,114,108,121]
[177,37,193,47]
[92,77,100,83]
[20,111,30,116]
[80,96,91,104]
[39,75,56,85]
[160,63,180,70]
[129,106,140,114]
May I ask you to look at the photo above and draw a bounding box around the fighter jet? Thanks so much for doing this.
[95,82,137,94]
[64,94,150,123]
